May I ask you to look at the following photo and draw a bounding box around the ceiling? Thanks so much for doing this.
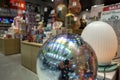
[104,0,120,5]
[40,0,120,10]
[24,0,120,11]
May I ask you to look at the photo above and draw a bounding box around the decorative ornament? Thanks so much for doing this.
[56,4,67,21]
[65,11,75,29]
[68,0,82,15]
[54,0,64,8]
[65,11,81,30]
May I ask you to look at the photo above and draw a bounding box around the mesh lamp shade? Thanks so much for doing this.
[81,21,118,65]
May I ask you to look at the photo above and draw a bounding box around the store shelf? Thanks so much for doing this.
[0,23,11,27]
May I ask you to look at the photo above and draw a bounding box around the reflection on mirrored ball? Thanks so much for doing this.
[37,33,98,80]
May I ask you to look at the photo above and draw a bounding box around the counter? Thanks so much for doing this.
[0,38,20,55]
[21,41,42,73]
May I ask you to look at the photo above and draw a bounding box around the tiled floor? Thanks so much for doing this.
[0,52,120,80]
[0,53,39,80]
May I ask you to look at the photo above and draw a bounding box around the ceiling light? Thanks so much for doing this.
[51,0,54,2]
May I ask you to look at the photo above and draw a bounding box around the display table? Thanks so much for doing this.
[0,38,20,55]
[21,41,42,73]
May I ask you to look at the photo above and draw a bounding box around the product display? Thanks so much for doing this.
[27,11,38,32]
[56,4,67,21]
[65,12,81,30]
[12,11,28,40]
[80,14,87,29]
[65,11,74,29]
[68,0,81,15]
[37,33,98,80]
[73,16,80,30]
[54,0,64,8]
[0,0,120,80]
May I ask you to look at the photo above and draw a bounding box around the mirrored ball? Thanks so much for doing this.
[37,33,98,80]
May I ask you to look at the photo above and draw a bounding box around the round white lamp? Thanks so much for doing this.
[81,21,118,72]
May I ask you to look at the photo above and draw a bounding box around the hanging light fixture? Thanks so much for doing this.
[51,0,54,2]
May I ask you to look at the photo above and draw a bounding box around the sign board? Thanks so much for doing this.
[10,0,26,10]
[90,4,104,18]
[101,3,120,21]
[100,3,120,58]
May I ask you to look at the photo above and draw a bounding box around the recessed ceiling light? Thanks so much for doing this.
[51,0,54,2]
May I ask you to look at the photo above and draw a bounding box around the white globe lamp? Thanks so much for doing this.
[81,21,118,72]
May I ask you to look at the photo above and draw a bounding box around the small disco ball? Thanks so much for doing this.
[37,33,97,80]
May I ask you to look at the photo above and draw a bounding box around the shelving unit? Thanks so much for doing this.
[0,16,14,31]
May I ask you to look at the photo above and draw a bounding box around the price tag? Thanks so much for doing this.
[72,1,77,7]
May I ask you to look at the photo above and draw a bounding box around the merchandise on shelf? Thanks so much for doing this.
[65,11,81,30]
[68,0,82,15]
[52,21,63,35]
[13,11,28,40]
[27,11,38,33]
[65,11,74,29]
[56,4,67,21]
[27,21,46,43]
[80,15,87,29]
[54,0,64,8]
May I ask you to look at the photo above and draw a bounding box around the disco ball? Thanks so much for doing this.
[37,33,98,80]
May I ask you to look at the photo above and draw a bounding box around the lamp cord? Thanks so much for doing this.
[103,65,109,80]
[101,62,120,80]
[103,66,106,80]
